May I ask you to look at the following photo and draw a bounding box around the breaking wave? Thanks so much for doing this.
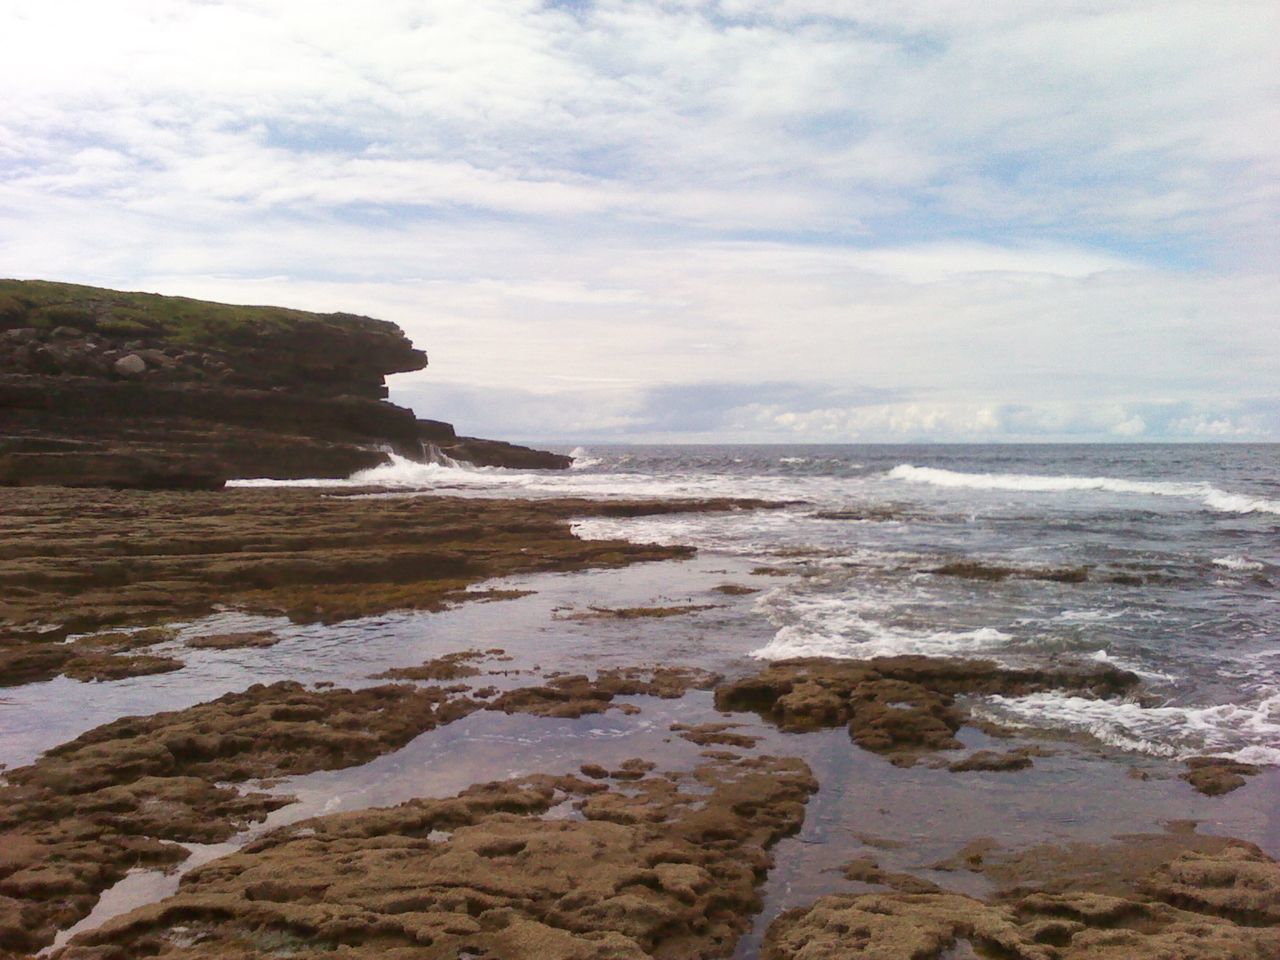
[1213,555,1265,572]
[889,464,1280,515]
[975,690,1280,765]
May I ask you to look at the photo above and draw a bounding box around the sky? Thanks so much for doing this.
[2,0,1278,442]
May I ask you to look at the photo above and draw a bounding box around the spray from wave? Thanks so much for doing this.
[889,464,1280,515]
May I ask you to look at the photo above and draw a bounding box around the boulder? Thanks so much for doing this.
[112,353,147,377]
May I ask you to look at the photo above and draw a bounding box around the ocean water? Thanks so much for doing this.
[232,444,1280,766]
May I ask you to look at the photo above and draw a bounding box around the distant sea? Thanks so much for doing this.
[235,443,1280,765]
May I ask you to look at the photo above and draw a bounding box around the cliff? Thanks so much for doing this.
[0,279,570,488]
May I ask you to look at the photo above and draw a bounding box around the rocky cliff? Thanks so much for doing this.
[0,279,570,488]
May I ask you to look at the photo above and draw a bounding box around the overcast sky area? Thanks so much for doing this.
[2,1,1278,442]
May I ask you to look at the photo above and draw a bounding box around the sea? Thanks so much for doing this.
[242,442,1280,767]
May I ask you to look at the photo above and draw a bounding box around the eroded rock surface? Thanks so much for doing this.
[715,657,1138,765]
[0,680,481,955]
[486,666,722,719]
[764,839,1280,959]
[1180,755,1261,796]
[54,754,817,959]
[0,487,770,651]
[0,627,182,688]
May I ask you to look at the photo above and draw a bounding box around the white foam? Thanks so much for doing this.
[751,590,1013,660]
[1212,555,1265,572]
[1087,649,1176,682]
[976,690,1280,765]
[889,464,1280,516]
[568,446,604,469]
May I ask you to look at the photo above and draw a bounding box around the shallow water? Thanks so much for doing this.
[14,546,1279,955]
[10,443,1280,953]
[231,443,1280,764]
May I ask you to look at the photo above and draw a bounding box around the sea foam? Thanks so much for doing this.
[1212,555,1265,572]
[975,689,1280,765]
[889,464,1280,515]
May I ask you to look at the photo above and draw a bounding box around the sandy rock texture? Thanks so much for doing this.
[52,753,818,960]
[714,656,1138,765]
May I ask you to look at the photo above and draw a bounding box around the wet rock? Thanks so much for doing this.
[54,754,817,959]
[763,886,1280,959]
[767,836,1280,959]
[1180,756,1261,796]
[1144,845,1280,924]
[715,656,1138,765]
[0,628,182,687]
[948,748,1038,773]
[0,487,733,643]
[671,722,761,749]
[930,560,1089,583]
[841,857,942,894]
[0,680,482,953]
[59,652,183,682]
[184,630,281,650]
[486,666,721,719]
[374,650,487,681]
[557,603,717,620]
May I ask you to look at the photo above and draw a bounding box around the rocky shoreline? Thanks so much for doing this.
[0,485,1275,959]
[2,283,1276,958]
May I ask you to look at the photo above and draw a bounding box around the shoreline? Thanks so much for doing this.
[1,486,1276,958]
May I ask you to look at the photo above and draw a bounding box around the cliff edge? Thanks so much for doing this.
[0,279,570,488]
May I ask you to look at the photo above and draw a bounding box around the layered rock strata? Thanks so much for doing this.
[0,279,569,486]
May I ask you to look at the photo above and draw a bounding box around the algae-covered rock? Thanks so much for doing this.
[53,754,817,959]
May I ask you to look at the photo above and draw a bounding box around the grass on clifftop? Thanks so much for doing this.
[0,278,388,348]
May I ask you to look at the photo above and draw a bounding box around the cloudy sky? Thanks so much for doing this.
[3,1,1277,442]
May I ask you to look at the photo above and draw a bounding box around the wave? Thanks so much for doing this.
[975,689,1280,765]
[1213,555,1265,572]
[568,446,604,469]
[889,464,1280,515]
[751,593,1013,660]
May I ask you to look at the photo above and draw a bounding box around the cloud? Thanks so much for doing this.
[2,1,1278,442]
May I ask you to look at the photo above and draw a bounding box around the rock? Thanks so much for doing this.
[486,666,721,719]
[52,754,817,959]
[0,679,484,953]
[931,560,1089,583]
[715,657,1140,765]
[0,278,571,485]
[435,435,573,470]
[949,748,1037,772]
[1181,756,1261,796]
[112,354,146,377]
[1144,844,1280,924]
[0,486,728,639]
[765,836,1280,960]
[763,887,1280,959]
[184,630,281,650]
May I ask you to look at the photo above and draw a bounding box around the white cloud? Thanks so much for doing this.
[2,1,1278,441]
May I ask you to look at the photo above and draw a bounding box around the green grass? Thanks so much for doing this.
[0,278,373,349]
